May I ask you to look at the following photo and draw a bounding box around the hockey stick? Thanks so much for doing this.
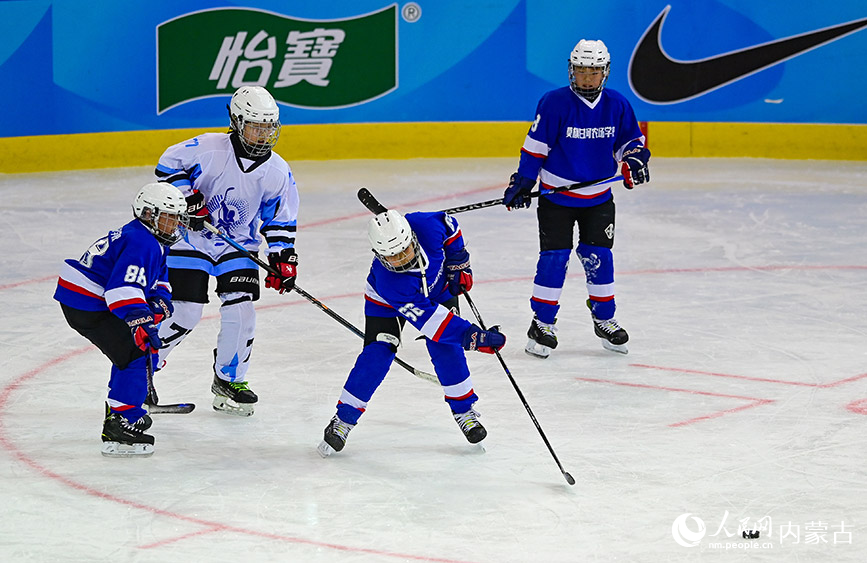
[434,175,621,215]
[462,291,575,486]
[202,222,438,385]
[144,345,196,414]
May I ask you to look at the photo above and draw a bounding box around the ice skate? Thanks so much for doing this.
[453,408,487,446]
[105,402,152,431]
[525,315,558,359]
[211,375,257,416]
[101,412,155,457]
[590,311,629,354]
[318,415,355,457]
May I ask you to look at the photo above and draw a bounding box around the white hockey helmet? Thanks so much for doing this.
[568,39,611,100]
[228,85,281,157]
[132,183,189,245]
[367,210,419,272]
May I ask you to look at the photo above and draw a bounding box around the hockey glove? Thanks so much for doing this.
[621,146,651,189]
[462,324,506,354]
[445,249,474,296]
[148,296,173,319]
[503,173,536,210]
[126,310,163,351]
[265,248,298,293]
[185,189,210,231]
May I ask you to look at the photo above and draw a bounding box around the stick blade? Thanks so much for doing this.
[357,187,388,214]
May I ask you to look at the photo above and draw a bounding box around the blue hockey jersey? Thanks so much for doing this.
[518,86,645,208]
[363,212,473,346]
[54,219,171,320]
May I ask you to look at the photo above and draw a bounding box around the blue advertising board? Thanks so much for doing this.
[1,0,866,138]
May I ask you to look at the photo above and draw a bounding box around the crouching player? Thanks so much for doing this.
[54,183,188,456]
[318,209,506,456]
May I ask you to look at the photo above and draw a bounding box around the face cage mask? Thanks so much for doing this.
[374,235,422,273]
[232,116,281,158]
[144,208,189,246]
[568,62,610,100]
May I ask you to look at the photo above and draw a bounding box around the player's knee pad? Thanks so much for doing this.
[535,248,571,283]
[217,292,256,345]
[375,332,401,353]
[576,243,614,284]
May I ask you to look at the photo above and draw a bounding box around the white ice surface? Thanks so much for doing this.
[1,157,866,562]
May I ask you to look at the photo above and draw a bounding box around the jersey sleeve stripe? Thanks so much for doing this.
[420,308,454,341]
[521,135,549,157]
[104,286,147,311]
[444,229,462,246]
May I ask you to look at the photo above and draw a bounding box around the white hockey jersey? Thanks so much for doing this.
[155,133,299,257]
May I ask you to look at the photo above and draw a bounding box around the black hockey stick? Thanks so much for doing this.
[144,345,196,414]
[462,291,575,486]
[434,175,621,215]
[202,222,438,385]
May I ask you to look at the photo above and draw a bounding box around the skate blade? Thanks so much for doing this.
[524,339,551,359]
[101,441,154,457]
[601,339,628,354]
[317,440,336,458]
[473,441,487,453]
[212,395,255,416]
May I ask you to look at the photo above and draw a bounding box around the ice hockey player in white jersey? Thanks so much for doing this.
[153,85,300,416]
[502,39,651,357]
[54,183,188,456]
[318,210,506,456]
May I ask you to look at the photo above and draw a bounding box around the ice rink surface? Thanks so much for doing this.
[1,157,866,562]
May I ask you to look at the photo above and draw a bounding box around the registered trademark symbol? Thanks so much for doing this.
[402,2,421,22]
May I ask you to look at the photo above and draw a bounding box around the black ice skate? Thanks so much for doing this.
[101,412,155,457]
[211,375,258,416]
[105,402,152,431]
[525,315,558,359]
[588,302,629,354]
[317,415,356,457]
[453,408,487,445]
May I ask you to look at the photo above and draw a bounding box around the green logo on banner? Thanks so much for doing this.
[157,5,397,113]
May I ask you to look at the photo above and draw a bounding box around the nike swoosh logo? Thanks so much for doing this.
[629,6,867,104]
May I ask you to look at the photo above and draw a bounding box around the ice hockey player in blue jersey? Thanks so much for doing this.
[503,39,651,357]
[318,210,506,456]
[153,85,301,417]
[54,183,188,456]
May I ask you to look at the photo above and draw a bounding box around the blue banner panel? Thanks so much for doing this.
[1,0,866,137]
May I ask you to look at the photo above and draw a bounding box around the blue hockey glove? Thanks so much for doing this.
[462,324,506,354]
[125,310,163,351]
[445,249,473,296]
[621,146,651,189]
[148,296,173,319]
[503,173,536,210]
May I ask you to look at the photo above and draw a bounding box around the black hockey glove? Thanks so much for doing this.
[185,189,210,231]
[621,146,651,189]
[503,173,536,210]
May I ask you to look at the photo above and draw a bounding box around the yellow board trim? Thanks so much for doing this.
[1,121,864,173]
